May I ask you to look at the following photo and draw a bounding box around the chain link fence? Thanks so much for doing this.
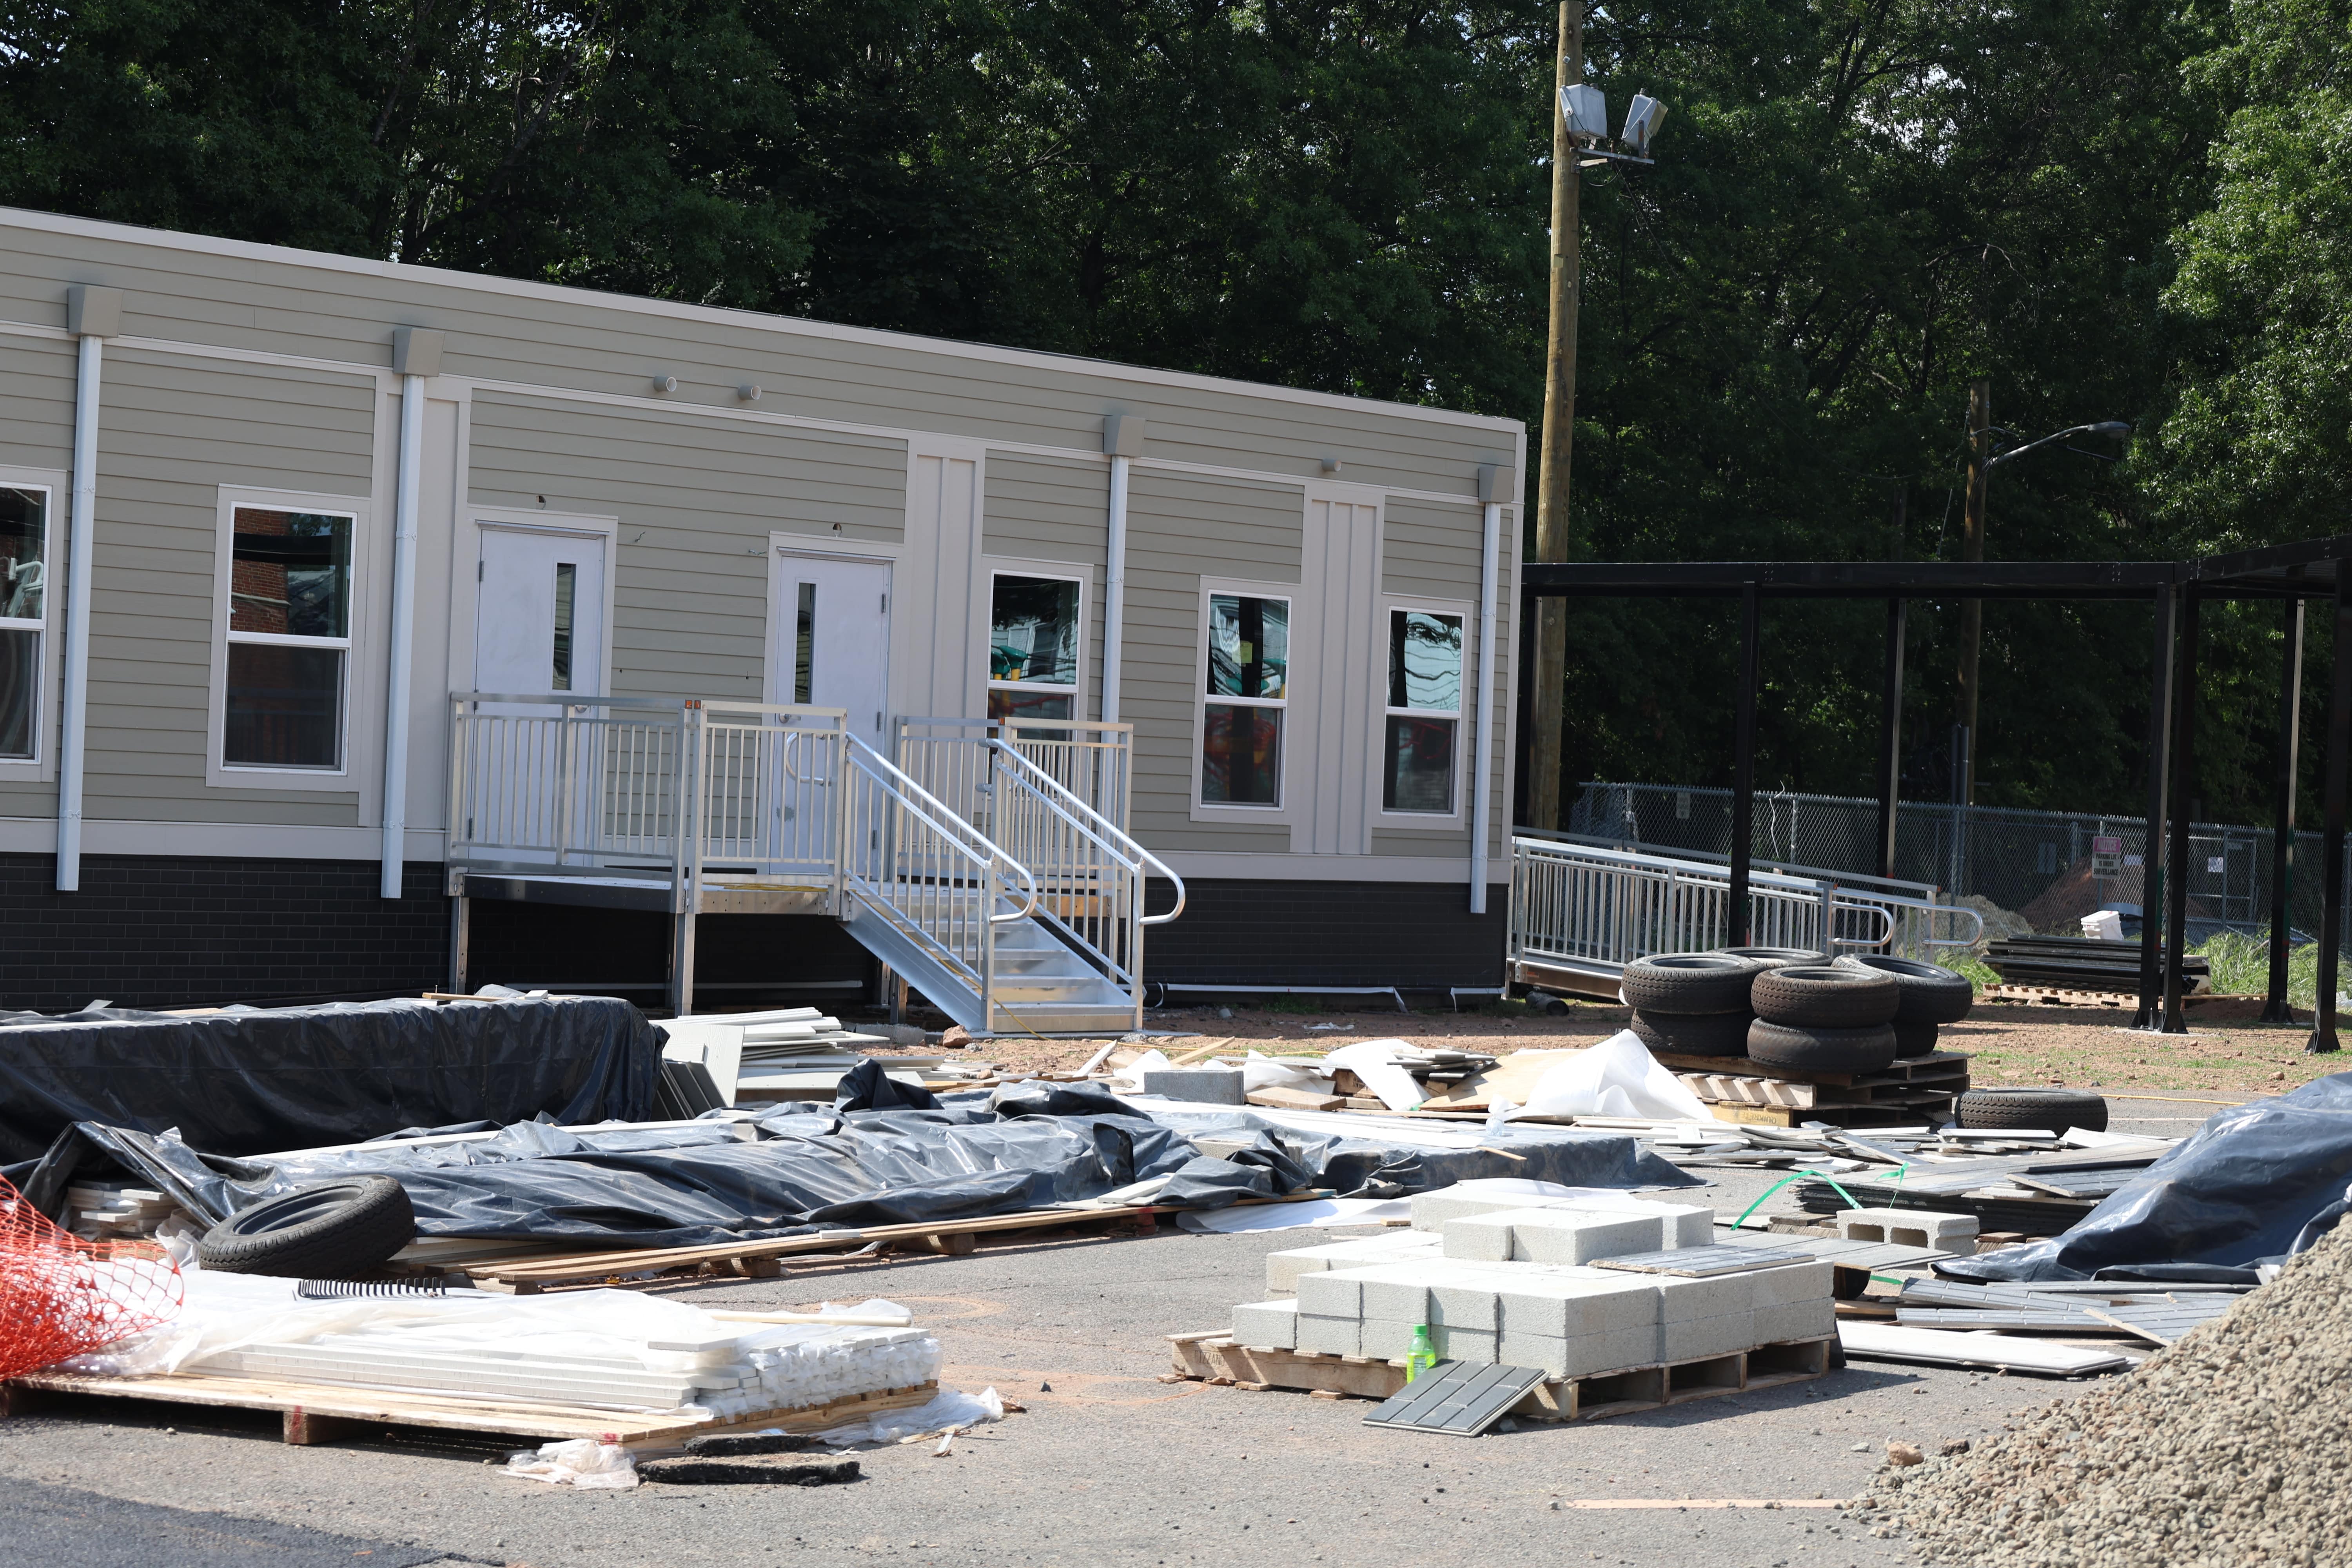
[1567,780,2348,953]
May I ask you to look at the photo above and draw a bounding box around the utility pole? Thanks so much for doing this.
[1528,1,1583,831]
[1956,378,1990,805]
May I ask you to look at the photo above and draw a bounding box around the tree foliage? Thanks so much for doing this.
[0,0,2337,828]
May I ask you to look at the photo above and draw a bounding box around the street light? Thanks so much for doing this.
[1955,400,2132,803]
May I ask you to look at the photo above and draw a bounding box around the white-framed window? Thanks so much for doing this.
[987,570,1084,723]
[1199,590,1290,807]
[0,483,50,764]
[1381,605,1466,815]
[220,502,356,773]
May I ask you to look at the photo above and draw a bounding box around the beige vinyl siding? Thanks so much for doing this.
[0,211,1516,503]
[1381,499,1482,598]
[981,454,1108,716]
[80,348,377,825]
[468,391,907,704]
[1123,468,1302,846]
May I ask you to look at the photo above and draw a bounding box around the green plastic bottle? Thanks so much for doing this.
[1406,1325,1437,1382]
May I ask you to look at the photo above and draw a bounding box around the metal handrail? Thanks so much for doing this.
[985,740,1188,926]
[843,734,1038,925]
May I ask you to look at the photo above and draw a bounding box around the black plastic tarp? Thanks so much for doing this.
[22,1082,1697,1250]
[0,996,660,1162]
[1938,1071,2352,1283]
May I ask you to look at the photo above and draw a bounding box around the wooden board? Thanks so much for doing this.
[1651,1049,1969,1089]
[1163,1334,1830,1421]
[2,1370,938,1451]
[1981,985,2217,1008]
[1419,1049,1586,1111]
[1707,1100,1956,1130]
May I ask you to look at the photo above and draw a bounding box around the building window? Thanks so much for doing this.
[224,506,352,770]
[1202,592,1288,806]
[1382,608,1463,813]
[988,573,1081,722]
[0,486,46,760]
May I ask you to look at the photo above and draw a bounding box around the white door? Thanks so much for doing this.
[773,554,891,745]
[476,527,607,698]
[471,526,610,861]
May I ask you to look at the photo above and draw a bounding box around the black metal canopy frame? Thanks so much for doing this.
[1516,537,2352,1053]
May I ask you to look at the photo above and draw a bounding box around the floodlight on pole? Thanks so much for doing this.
[1557,83,1668,166]
[1559,83,1608,141]
[1622,94,1667,155]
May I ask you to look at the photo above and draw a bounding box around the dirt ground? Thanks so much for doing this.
[892,995,2351,1103]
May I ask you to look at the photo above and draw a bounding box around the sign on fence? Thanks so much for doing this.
[2092,834,2123,876]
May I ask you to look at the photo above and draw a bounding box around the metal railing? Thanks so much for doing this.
[895,716,1132,834]
[984,740,1186,997]
[840,733,1038,1019]
[1507,837,1982,989]
[448,695,849,901]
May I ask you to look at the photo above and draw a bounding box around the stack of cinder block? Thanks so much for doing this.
[1227,1189,1835,1379]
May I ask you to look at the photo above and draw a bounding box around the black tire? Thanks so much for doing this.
[1956,1087,2109,1135]
[1629,1009,1752,1058]
[1711,947,1820,971]
[1751,965,1901,1028]
[1835,954,1975,1025]
[1748,1019,1898,1073]
[1621,954,1755,1015]
[1892,1018,1940,1058]
[196,1177,416,1278]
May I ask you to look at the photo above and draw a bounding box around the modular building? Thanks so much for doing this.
[0,207,1522,1022]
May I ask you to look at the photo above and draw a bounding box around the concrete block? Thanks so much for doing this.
[1747,1260,1836,1308]
[1654,1204,1717,1248]
[1493,1272,1660,1338]
[1836,1207,1978,1252]
[1230,1300,1299,1350]
[1265,1232,1441,1294]
[1357,1270,1436,1324]
[1412,1190,1552,1230]
[1662,1310,1756,1362]
[1360,1318,1423,1361]
[1440,1213,1519,1262]
[1296,1314,1361,1357]
[1142,1067,1245,1104]
[1595,1324,1662,1373]
[1753,1298,1837,1344]
[1508,1210,1663,1266]
[1654,1272,1754,1323]
[1428,1325,1497,1365]
[1296,1269,1375,1318]
[1428,1278,1502,1332]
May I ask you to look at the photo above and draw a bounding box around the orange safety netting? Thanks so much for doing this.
[0,1174,183,1379]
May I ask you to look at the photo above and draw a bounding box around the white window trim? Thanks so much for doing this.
[984,563,1089,723]
[1374,594,1474,831]
[448,508,621,701]
[206,485,373,791]
[0,466,65,780]
[1190,576,1296,821]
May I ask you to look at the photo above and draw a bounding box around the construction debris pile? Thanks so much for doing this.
[1863,1214,2352,1565]
[1982,934,2209,998]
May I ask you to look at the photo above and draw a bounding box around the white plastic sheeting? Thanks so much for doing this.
[1509,1030,1712,1122]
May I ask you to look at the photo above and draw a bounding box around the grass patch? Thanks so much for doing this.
[1942,951,2001,993]
[2193,931,2322,1007]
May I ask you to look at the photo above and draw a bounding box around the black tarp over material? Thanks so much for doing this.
[1939,1071,2352,1284]
[28,1089,1698,1250]
[0,997,660,1162]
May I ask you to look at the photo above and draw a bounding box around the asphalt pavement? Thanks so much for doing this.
[0,1097,2210,1568]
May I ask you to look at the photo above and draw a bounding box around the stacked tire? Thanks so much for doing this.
[1746,964,1900,1072]
[1620,954,1757,1057]
[1833,954,1974,1057]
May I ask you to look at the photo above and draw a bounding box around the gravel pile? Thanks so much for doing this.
[1860,1219,2351,1567]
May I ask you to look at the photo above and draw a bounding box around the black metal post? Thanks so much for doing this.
[2134,586,2177,1030]
[2308,573,2351,1054]
[1876,597,1906,882]
[1513,586,1539,828]
[2263,598,2305,1023]
[1728,583,1760,945]
[2162,588,2201,1033]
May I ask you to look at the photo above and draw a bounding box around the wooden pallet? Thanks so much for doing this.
[1704,1101,1955,1129]
[0,1371,939,1451]
[1161,1333,1831,1421]
[1674,1071,1960,1111]
[1981,984,2216,1008]
[1651,1049,1969,1089]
